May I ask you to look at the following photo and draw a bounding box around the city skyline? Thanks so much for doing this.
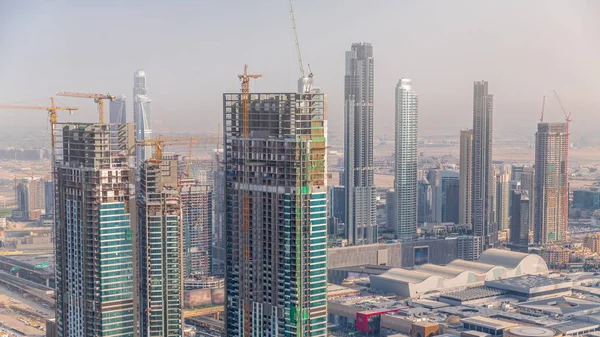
[0,1,597,138]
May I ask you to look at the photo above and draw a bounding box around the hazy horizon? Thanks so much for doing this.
[0,0,598,140]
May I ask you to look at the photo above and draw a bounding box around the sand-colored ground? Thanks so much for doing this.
[0,286,51,336]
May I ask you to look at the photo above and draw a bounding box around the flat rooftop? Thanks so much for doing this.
[330,295,407,311]
[461,316,517,330]
[440,286,507,302]
[485,275,572,294]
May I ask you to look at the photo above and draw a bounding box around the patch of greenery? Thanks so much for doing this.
[0,209,11,218]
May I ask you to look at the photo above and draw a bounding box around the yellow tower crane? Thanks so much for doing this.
[136,135,221,166]
[0,97,78,149]
[56,92,116,124]
[237,64,261,336]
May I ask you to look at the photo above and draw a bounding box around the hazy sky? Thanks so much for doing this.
[0,0,598,139]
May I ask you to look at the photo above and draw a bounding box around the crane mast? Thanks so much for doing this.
[237,65,261,336]
[289,0,313,93]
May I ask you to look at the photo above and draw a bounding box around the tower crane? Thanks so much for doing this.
[289,0,313,93]
[136,135,221,166]
[539,96,546,123]
[237,64,261,336]
[0,97,78,149]
[238,65,262,138]
[56,92,116,124]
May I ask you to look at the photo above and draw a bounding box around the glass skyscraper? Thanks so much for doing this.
[54,123,135,337]
[395,78,418,240]
[344,42,377,245]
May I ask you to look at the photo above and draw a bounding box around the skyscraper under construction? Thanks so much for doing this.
[224,91,328,336]
[534,122,568,244]
[137,156,183,337]
[54,123,135,337]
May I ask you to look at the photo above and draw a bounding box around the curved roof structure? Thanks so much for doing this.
[478,249,534,268]
[370,250,549,298]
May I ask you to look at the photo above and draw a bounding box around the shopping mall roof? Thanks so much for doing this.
[369,249,549,297]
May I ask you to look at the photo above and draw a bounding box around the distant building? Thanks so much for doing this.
[509,190,530,253]
[534,123,568,244]
[386,190,397,230]
[430,170,459,224]
[418,178,432,224]
[584,233,600,253]
[344,42,377,245]
[329,186,346,234]
[472,81,495,251]
[520,167,535,231]
[496,171,511,230]
[457,235,482,261]
[459,129,473,228]
[134,70,152,175]
[13,177,45,221]
[540,247,570,267]
[43,180,54,219]
[394,78,418,240]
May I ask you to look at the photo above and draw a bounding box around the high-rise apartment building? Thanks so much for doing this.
[137,157,183,337]
[13,177,45,221]
[109,95,127,124]
[509,190,530,253]
[224,91,327,336]
[394,78,418,240]
[459,129,473,227]
[344,42,376,245]
[417,178,432,224]
[496,171,511,230]
[54,123,135,337]
[109,95,127,151]
[212,148,226,275]
[472,81,495,252]
[534,122,568,244]
[44,180,54,219]
[429,170,460,224]
[181,181,213,277]
[520,167,535,231]
[329,186,346,235]
[134,70,152,173]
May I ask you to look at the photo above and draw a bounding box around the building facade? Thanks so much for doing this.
[394,78,418,240]
[54,123,135,337]
[430,170,460,224]
[344,42,377,245]
[496,171,511,230]
[44,180,54,219]
[520,167,535,231]
[459,129,473,227]
[329,186,346,235]
[137,157,183,337]
[133,70,152,174]
[534,123,568,244]
[418,178,432,224]
[181,182,213,277]
[13,177,45,221]
[224,91,328,336]
[472,81,495,252]
[509,190,530,253]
